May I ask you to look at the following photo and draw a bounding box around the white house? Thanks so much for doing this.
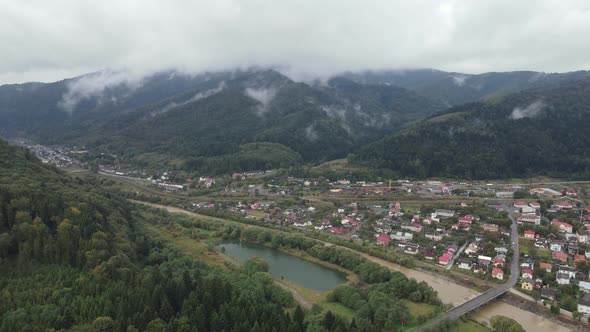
[458,260,472,270]
[434,209,455,218]
[556,272,572,285]
[550,241,565,252]
[558,265,577,279]
[390,232,413,242]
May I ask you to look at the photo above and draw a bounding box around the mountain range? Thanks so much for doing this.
[1,68,589,178]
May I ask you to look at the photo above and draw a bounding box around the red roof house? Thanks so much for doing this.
[551,220,573,233]
[492,257,506,267]
[555,201,573,209]
[521,268,534,278]
[438,252,453,266]
[552,251,569,262]
[539,262,553,272]
[492,268,504,280]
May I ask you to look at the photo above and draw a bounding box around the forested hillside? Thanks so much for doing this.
[0,140,303,331]
[0,69,445,174]
[0,139,443,331]
[353,79,590,179]
[341,69,590,106]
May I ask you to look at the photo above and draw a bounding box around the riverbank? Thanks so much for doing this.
[133,200,574,332]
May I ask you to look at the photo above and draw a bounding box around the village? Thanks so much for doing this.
[15,141,590,320]
[185,177,590,318]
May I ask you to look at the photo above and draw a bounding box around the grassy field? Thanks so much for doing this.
[400,300,437,317]
[246,210,267,219]
[137,220,227,267]
[519,239,551,260]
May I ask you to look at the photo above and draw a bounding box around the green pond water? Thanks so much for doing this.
[218,239,347,291]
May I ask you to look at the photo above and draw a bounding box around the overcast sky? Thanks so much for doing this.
[2,0,590,83]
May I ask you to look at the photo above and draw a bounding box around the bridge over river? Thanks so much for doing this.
[415,205,520,331]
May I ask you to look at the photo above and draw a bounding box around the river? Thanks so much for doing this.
[218,239,347,291]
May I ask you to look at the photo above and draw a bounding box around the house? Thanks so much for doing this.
[556,272,572,285]
[495,247,509,254]
[464,242,480,256]
[478,255,492,267]
[446,244,459,254]
[577,293,590,315]
[552,252,569,262]
[555,201,574,210]
[492,268,504,280]
[575,255,587,266]
[540,262,553,272]
[550,241,565,252]
[577,229,589,244]
[424,252,435,260]
[521,278,534,291]
[458,215,474,226]
[434,209,455,218]
[496,191,514,199]
[329,227,345,235]
[522,205,536,214]
[540,288,557,301]
[521,257,535,270]
[521,268,534,279]
[376,235,391,246]
[524,230,536,239]
[565,189,577,197]
[390,232,413,242]
[535,239,547,248]
[492,256,506,267]
[558,265,577,279]
[514,201,528,208]
[517,214,541,225]
[529,201,541,209]
[425,232,443,241]
[401,223,423,233]
[458,259,472,270]
[403,244,420,255]
[438,252,453,266]
[568,243,579,256]
[483,223,499,233]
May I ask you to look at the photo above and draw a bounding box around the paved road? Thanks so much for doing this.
[416,205,520,330]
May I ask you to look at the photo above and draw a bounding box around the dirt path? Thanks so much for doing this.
[273,281,313,309]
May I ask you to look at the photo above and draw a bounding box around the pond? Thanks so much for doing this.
[218,239,347,291]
